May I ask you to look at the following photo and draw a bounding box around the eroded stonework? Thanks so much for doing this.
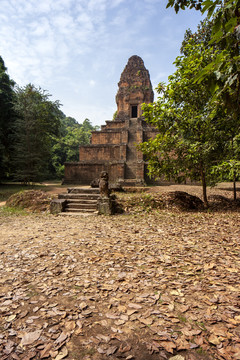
[116,55,154,121]
[64,55,158,186]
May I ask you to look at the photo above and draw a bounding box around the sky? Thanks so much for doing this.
[0,0,203,126]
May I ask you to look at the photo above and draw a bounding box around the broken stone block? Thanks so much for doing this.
[50,199,66,214]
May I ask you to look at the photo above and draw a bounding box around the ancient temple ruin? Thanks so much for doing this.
[63,55,158,185]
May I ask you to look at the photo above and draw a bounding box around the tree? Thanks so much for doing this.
[165,2,240,199]
[12,84,61,183]
[51,117,99,178]
[210,112,240,200]
[166,0,203,12]
[139,37,223,207]
[0,56,15,181]
[167,0,240,117]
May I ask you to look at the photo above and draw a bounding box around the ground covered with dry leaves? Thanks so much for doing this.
[0,208,240,360]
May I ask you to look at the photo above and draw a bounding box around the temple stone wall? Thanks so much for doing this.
[91,131,128,145]
[101,121,126,130]
[64,162,125,184]
[79,144,127,162]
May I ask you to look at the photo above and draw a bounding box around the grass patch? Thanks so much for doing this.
[177,314,188,323]
[196,347,209,356]
[0,206,29,216]
[195,321,207,331]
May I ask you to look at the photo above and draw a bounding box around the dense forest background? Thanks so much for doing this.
[0,61,99,183]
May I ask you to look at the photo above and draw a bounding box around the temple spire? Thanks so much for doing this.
[115,55,154,120]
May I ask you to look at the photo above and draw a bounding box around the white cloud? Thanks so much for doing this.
[110,0,126,8]
[89,80,96,87]
[110,7,130,27]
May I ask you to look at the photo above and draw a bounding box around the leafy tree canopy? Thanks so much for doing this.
[163,1,240,200]
[51,116,99,178]
[0,56,16,180]
[139,25,226,206]
[12,84,62,183]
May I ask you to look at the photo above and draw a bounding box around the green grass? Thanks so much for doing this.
[177,314,188,323]
[0,206,29,216]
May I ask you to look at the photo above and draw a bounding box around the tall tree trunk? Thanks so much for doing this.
[233,172,237,201]
[200,167,208,208]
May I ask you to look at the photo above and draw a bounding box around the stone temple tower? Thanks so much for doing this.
[63,55,158,185]
[116,55,154,121]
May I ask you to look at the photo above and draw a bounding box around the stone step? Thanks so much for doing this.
[57,187,100,214]
[65,202,97,209]
[65,199,98,204]
[64,207,96,213]
[59,212,95,216]
[59,193,100,200]
[67,187,100,194]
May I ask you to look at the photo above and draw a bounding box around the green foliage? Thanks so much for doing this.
[167,0,240,118]
[0,206,29,217]
[0,56,16,181]
[139,31,224,206]
[166,0,203,12]
[0,56,98,182]
[51,117,99,178]
[12,84,62,183]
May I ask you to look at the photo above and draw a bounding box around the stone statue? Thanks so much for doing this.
[99,171,109,198]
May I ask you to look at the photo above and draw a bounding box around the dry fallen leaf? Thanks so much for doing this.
[208,334,222,346]
[181,328,202,337]
[20,330,42,346]
[54,346,68,360]
[160,341,176,354]
[55,332,68,344]
[64,321,76,331]
[119,343,132,353]
[6,314,16,322]
[106,345,118,356]
[128,303,142,309]
[40,343,53,358]
[139,317,153,326]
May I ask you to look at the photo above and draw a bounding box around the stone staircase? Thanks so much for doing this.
[58,187,100,213]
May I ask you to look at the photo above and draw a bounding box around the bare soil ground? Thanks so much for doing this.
[0,184,240,360]
[43,182,237,200]
[147,182,236,198]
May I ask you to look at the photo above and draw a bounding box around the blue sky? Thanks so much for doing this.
[0,0,203,126]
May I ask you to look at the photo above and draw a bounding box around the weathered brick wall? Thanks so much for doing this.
[135,162,145,179]
[91,131,128,145]
[101,120,126,130]
[116,56,154,119]
[109,163,125,182]
[79,145,127,162]
[64,162,125,184]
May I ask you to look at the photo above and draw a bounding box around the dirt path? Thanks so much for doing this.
[0,210,240,360]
